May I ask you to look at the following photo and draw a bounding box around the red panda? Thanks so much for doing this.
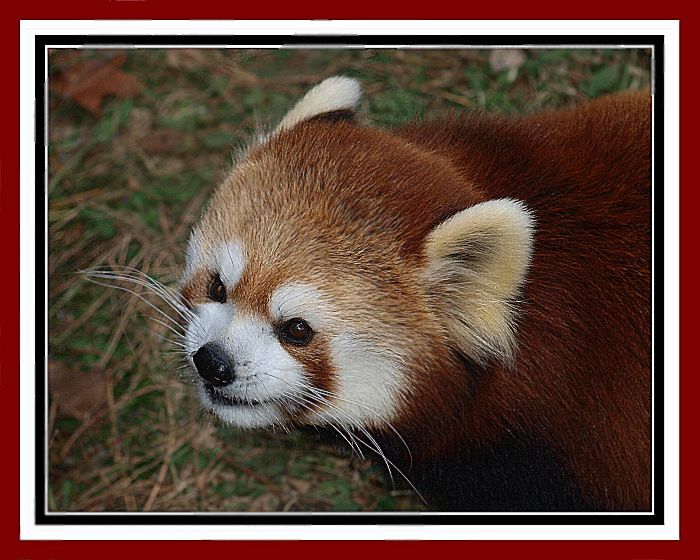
[178,77,651,511]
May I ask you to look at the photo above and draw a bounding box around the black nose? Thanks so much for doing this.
[193,343,235,387]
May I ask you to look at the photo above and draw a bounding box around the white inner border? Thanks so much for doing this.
[19,19,680,541]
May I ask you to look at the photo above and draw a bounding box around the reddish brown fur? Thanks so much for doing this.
[393,91,652,510]
[282,335,336,402]
[181,269,212,306]
[191,89,651,510]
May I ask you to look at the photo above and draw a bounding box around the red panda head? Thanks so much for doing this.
[180,77,535,433]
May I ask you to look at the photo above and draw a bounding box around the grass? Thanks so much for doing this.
[47,47,651,512]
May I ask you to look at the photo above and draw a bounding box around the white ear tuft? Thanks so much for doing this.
[422,198,535,365]
[275,76,362,134]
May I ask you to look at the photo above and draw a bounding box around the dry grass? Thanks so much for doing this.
[47,47,651,512]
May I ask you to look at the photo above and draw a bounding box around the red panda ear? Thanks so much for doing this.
[274,76,362,134]
[421,198,535,365]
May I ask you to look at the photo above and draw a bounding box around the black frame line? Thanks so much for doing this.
[35,33,664,526]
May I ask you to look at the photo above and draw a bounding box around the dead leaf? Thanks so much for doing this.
[52,55,143,116]
[488,49,527,82]
[49,359,110,419]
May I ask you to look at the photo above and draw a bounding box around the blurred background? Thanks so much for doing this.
[47,47,651,512]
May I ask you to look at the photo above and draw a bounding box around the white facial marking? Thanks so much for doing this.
[326,334,404,427]
[182,235,246,292]
[217,242,245,289]
[184,302,234,357]
[269,283,337,332]
[182,228,205,284]
[196,383,281,429]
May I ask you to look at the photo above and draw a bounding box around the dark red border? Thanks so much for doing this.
[1,6,691,558]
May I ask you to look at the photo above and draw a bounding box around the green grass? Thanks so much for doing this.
[47,47,650,512]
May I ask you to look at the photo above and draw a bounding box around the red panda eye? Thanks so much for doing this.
[280,318,314,346]
[208,274,227,303]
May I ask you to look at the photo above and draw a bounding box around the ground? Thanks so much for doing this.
[47,47,650,512]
